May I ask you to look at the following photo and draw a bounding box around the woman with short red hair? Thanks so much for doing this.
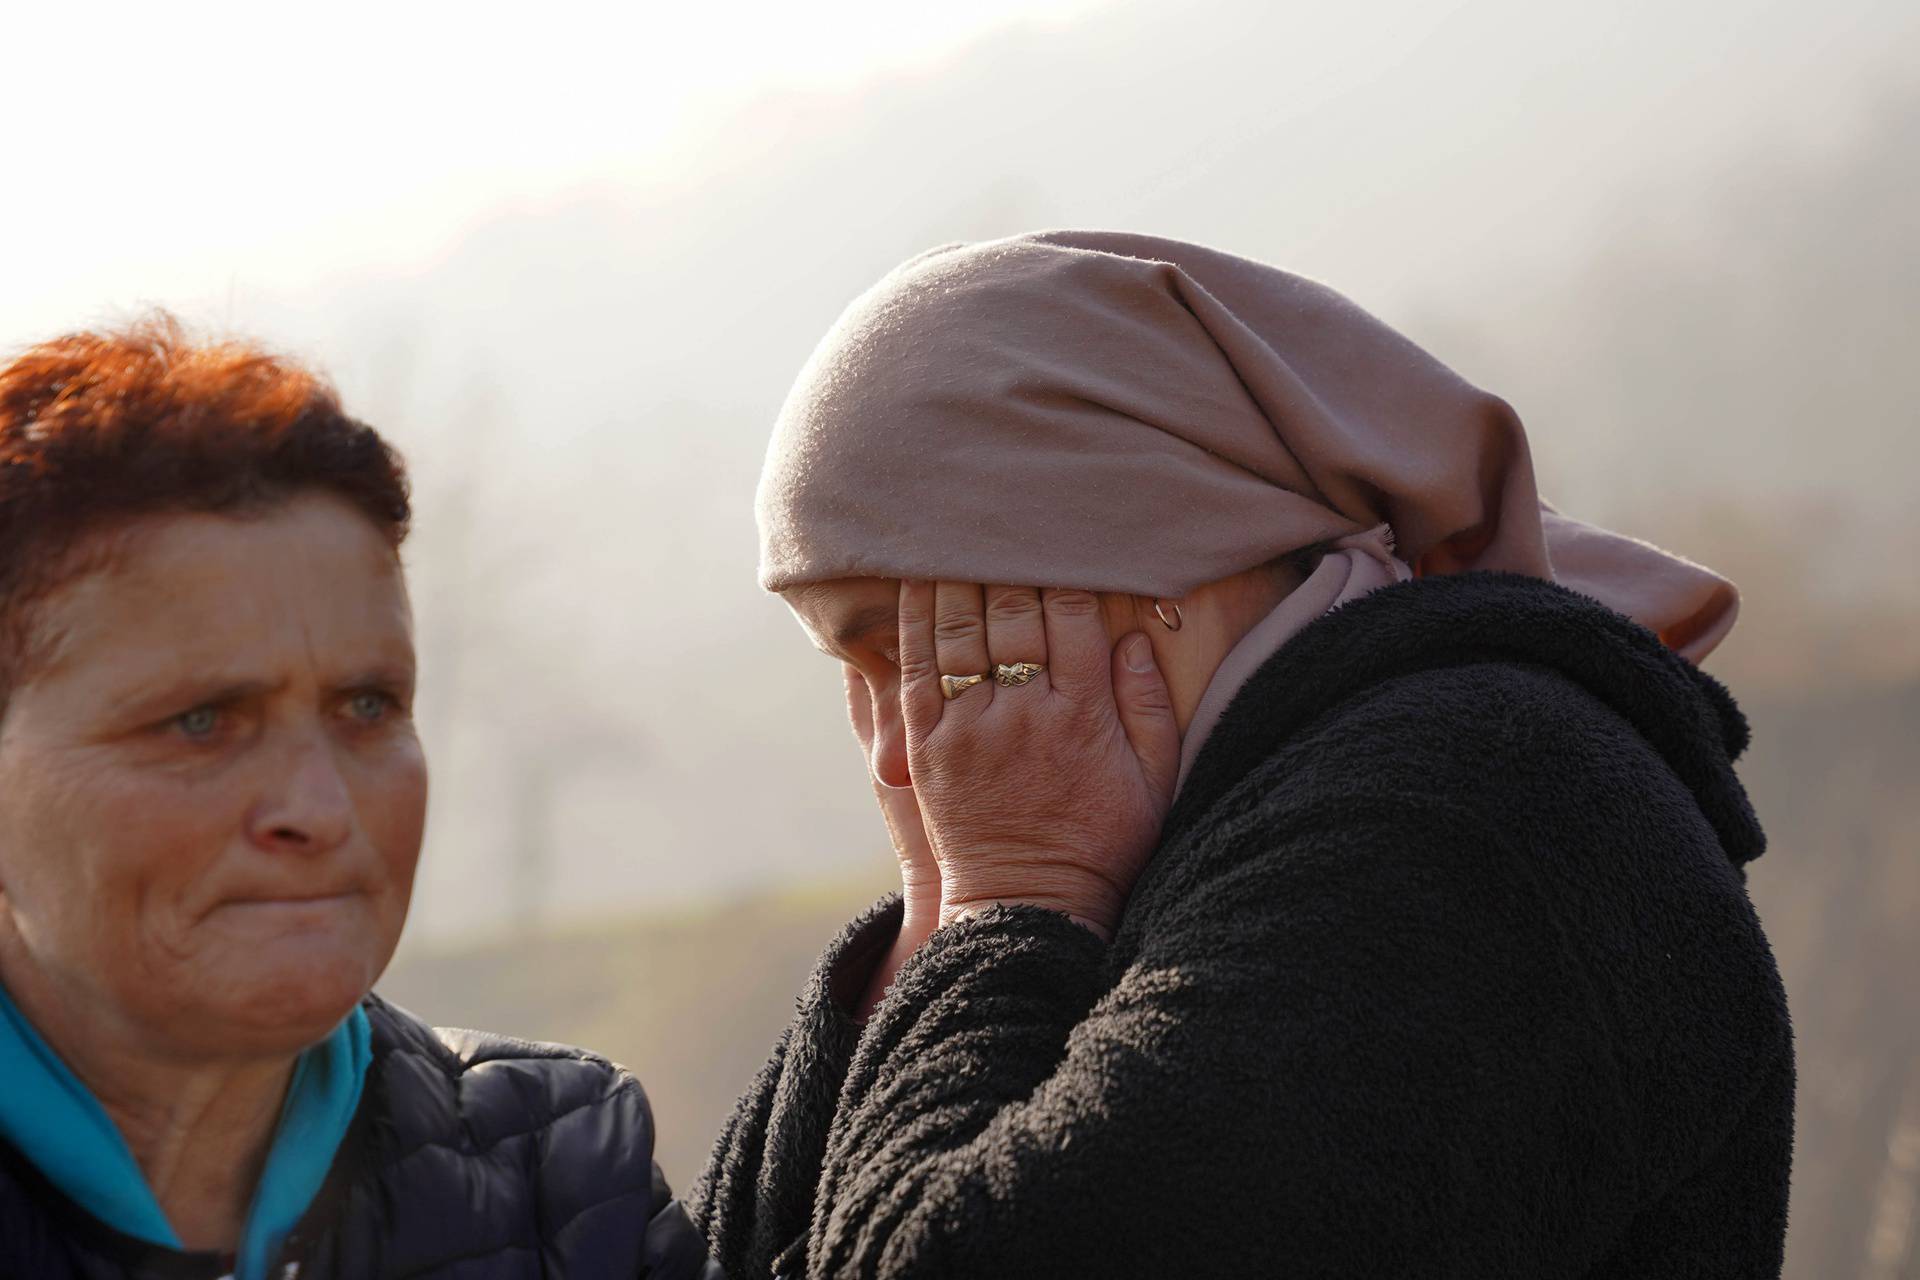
[0,318,719,1280]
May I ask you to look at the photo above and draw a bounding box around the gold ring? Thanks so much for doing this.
[940,673,987,700]
[993,662,1044,687]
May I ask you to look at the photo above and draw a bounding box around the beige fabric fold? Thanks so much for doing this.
[1174,522,1411,793]
[757,230,1738,663]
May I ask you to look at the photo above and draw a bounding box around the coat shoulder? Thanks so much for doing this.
[1244,656,1751,869]
[362,993,657,1159]
[310,996,666,1275]
[1227,656,1767,942]
[1302,657,1687,788]
[1156,657,1791,1182]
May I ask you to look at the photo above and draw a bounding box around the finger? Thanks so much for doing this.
[1111,633,1180,807]
[897,579,944,746]
[983,584,1048,691]
[1040,587,1113,701]
[933,580,991,712]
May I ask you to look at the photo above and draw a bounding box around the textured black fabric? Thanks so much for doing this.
[692,570,1795,1279]
[0,995,724,1279]
[690,903,899,1280]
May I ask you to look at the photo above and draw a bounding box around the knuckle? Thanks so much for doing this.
[896,592,931,627]
[1128,679,1173,712]
[933,613,986,643]
[984,590,1044,623]
[1043,588,1102,617]
[898,652,940,684]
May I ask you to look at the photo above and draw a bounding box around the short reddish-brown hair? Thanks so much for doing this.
[0,313,410,702]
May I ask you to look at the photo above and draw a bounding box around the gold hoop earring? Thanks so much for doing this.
[1153,601,1184,632]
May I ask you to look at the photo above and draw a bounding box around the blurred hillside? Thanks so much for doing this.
[379,884,877,1198]
[385,675,1920,1279]
[1742,684,1920,1278]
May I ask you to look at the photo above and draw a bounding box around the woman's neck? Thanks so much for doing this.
[1104,562,1305,736]
[93,1053,293,1250]
[0,945,292,1252]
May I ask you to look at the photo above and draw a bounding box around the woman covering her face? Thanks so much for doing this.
[691,232,1793,1278]
[0,321,720,1280]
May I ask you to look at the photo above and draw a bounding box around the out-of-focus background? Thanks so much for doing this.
[4,0,1916,1272]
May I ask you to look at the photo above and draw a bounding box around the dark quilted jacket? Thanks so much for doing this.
[693,571,1795,1279]
[0,994,722,1279]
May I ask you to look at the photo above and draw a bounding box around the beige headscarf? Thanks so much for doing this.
[758,231,1738,678]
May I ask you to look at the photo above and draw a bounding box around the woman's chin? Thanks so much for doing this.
[160,904,400,1055]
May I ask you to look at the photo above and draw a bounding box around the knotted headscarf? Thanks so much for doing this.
[757,231,1737,663]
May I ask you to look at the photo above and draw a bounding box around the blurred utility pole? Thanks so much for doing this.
[505,724,649,937]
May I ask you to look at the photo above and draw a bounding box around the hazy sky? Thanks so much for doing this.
[2,0,1104,331]
[8,0,1910,339]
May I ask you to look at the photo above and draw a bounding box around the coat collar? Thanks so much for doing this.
[1162,570,1765,868]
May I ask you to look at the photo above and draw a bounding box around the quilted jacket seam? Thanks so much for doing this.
[376,1049,631,1163]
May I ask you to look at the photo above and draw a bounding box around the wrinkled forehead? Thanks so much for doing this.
[12,497,411,701]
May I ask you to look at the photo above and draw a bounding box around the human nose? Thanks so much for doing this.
[248,732,354,855]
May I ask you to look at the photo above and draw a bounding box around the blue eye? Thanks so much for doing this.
[175,707,221,739]
[348,691,393,722]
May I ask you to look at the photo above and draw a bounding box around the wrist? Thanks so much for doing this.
[896,855,942,945]
[938,891,1117,942]
[848,869,942,1022]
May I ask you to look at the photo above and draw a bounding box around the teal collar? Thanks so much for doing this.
[0,983,370,1279]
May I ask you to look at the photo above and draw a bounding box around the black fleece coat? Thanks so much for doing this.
[691,571,1795,1279]
[0,994,723,1279]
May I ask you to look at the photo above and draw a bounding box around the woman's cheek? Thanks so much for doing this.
[842,665,878,750]
[361,734,429,895]
[74,763,242,1000]
[868,679,913,790]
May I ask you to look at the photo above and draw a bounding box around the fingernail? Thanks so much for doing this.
[1125,635,1154,672]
